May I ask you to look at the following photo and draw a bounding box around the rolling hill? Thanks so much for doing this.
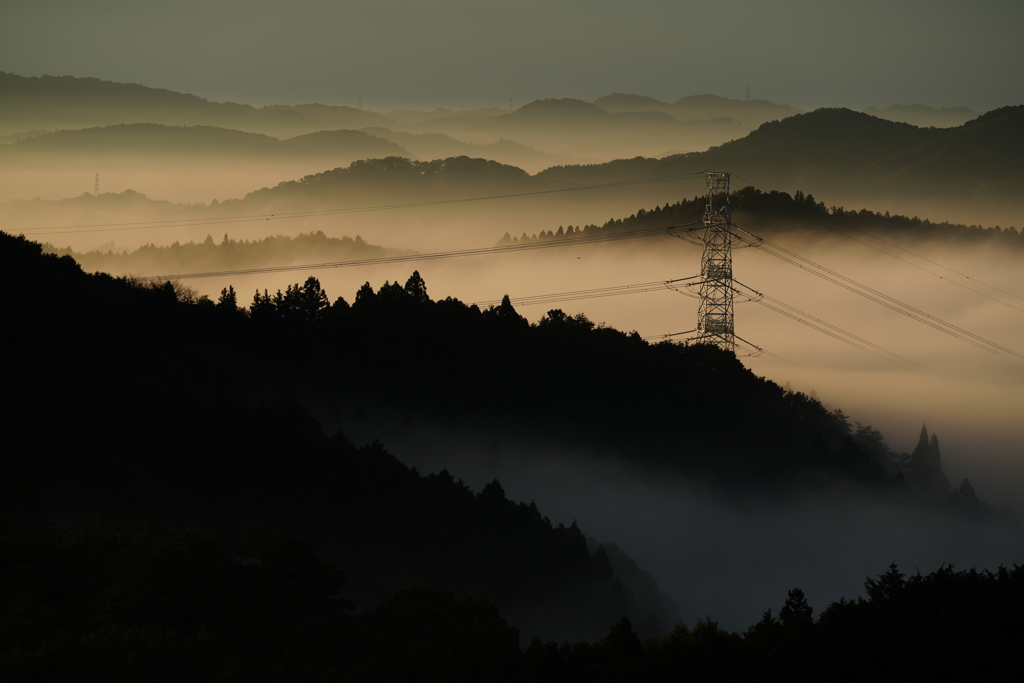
[0,123,412,160]
[0,71,393,137]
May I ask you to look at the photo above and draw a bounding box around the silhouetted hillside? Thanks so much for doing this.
[360,127,562,171]
[0,73,751,165]
[593,93,801,128]
[0,71,393,137]
[859,106,1024,195]
[44,230,412,277]
[1,230,920,490]
[222,106,1023,217]
[496,186,1023,249]
[4,506,1021,680]
[3,229,1019,676]
[403,98,749,160]
[1,123,411,160]
[534,106,1024,212]
[1,231,651,641]
[672,94,802,126]
[509,98,610,122]
[864,104,980,128]
[241,155,532,206]
[592,93,672,112]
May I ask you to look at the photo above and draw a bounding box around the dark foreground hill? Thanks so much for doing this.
[3,231,1021,679]
[3,230,682,642]
[5,229,1006,502]
[4,504,1022,681]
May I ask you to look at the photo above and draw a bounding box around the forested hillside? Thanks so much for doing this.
[5,229,1004,502]
[43,231,412,277]
[2,230,663,640]
[1,124,411,160]
[2,228,1019,678]
[217,106,1024,227]
[5,517,1021,682]
[497,186,1023,248]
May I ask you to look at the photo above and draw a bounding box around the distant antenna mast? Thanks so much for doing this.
[746,86,750,101]
[358,99,363,110]
[509,97,513,110]
[697,172,735,352]
[94,173,99,195]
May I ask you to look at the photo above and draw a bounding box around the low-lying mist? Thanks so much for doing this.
[316,418,1021,633]
[32,213,1024,518]
[11,175,1024,635]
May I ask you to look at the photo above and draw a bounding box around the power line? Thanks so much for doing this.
[730,173,1024,312]
[470,272,899,367]
[471,277,701,309]
[668,275,918,366]
[730,227,1024,362]
[137,222,704,281]
[16,171,708,238]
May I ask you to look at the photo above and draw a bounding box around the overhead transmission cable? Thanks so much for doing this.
[471,275,897,367]
[730,225,1024,362]
[668,275,921,368]
[137,223,704,282]
[471,277,701,309]
[16,171,708,238]
[730,173,1024,312]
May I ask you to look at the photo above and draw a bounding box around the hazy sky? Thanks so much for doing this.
[3,0,1022,111]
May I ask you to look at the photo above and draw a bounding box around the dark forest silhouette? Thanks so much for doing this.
[3,517,1022,681]
[2,230,1019,679]
[497,185,1023,248]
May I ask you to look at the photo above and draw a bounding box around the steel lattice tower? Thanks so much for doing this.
[697,172,735,352]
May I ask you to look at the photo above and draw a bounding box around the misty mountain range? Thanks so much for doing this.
[198,105,1020,228]
[3,71,986,172]
[1,123,408,161]
[4,227,1017,651]
[3,71,1016,220]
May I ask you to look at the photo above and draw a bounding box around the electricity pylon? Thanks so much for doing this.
[697,172,735,352]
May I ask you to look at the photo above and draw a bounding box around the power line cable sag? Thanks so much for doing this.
[730,226,1024,362]
[730,173,1024,311]
[471,277,702,309]
[726,278,922,368]
[17,171,709,237]
[137,223,704,281]
[470,276,896,366]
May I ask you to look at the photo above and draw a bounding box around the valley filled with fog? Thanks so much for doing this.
[4,70,1023,649]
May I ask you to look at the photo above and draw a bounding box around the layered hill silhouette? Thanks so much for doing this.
[214,106,1024,226]
[539,106,1024,209]
[43,230,414,277]
[863,104,980,128]
[0,72,391,137]
[496,185,1023,251]
[0,73,759,163]
[359,127,562,172]
[408,97,750,159]
[0,123,412,161]
[3,228,1019,673]
[0,230,675,642]
[5,515,1022,681]
[5,227,998,495]
[593,92,801,128]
